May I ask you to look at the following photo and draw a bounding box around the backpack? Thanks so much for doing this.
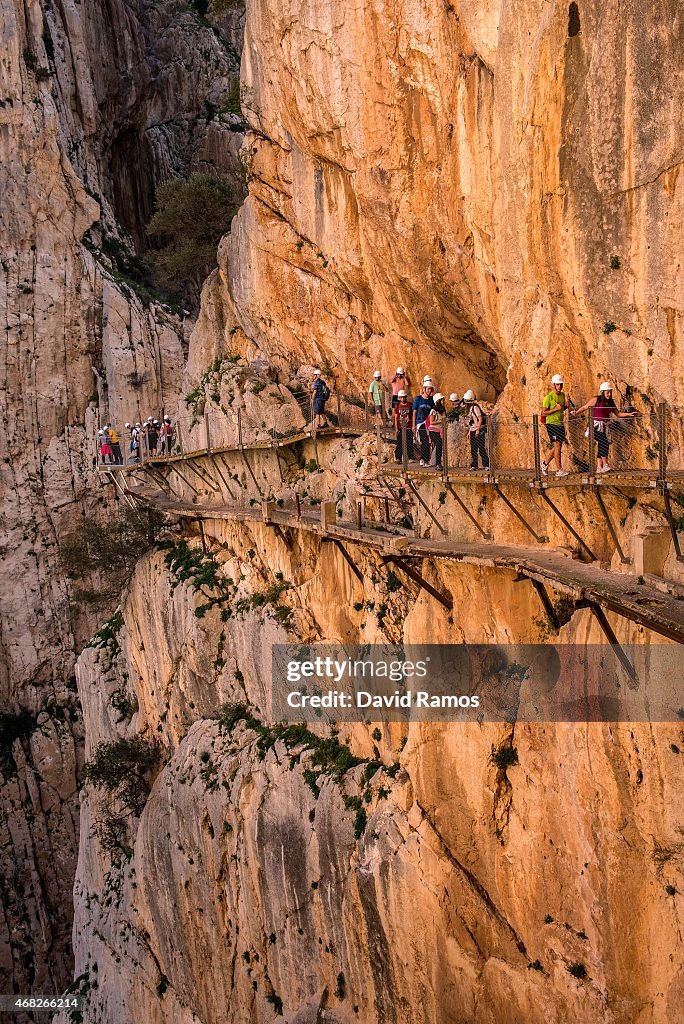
[320,381,331,401]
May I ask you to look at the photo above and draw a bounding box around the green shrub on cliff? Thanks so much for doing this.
[82,737,159,816]
[147,174,237,297]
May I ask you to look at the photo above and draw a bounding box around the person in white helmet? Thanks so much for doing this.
[391,366,411,408]
[98,429,113,465]
[160,416,175,455]
[540,373,572,477]
[130,422,141,463]
[463,390,489,470]
[368,369,387,422]
[427,393,446,471]
[412,380,435,466]
[572,381,636,473]
[393,389,414,462]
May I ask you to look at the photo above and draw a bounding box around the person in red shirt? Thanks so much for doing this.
[393,390,414,462]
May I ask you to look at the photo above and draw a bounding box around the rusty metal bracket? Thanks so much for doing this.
[405,479,448,536]
[662,487,684,563]
[446,483,491,540]
[527,577,560,630]
[182,458,220,493]
[322,538,363,581]
[168,463,201,497]
[576,599,639,687]
[382,556,453,610]
[537,490,598,562]
[593,488,630,564]
[493,485,547,544]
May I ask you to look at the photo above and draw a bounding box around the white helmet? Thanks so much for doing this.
[396,366,404,374]
[104,424,110,430]
[463,389,476,402]
[433,393,444,402]
[147,416,154,422]
[97,429,104,435]
[449,392,459,402]
[599,381,613,393]
[551,374,564,386]
[373,370,381,378]
[398,389,407,398]
[135,422,141,428]
[423,375,432,384]
[313,368,321,377]
[125,422,131,429]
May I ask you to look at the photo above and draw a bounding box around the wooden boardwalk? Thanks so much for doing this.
[117,483,684,645]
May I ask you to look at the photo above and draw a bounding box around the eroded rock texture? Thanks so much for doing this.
[0,0,243,995]
[68,518,684,1024]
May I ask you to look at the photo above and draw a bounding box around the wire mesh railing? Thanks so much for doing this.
[370,406,679,482]
[96,401,684,484]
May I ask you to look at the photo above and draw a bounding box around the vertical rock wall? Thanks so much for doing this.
[0,0,244,995]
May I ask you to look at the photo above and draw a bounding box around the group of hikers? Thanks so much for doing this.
[312,367,636,473]
[98,370,634,473]
[98,416,174,464]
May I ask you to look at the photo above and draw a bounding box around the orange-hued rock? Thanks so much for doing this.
[66,526,684,1024]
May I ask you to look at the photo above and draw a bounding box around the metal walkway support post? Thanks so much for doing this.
[658,402,668,482]
[204,412,212,453]
[577,600,639,688]
[402,424,409,475]
[447,483,490,540]
[532,415,542,482]
[527,577,560,630]
[406,479,448,536]
[382,556,453,611]
[587,410,596,477]
[538,490,598,562]
[488,415,497,475]
[322,538,364,582]
[237,407,264,495]
[493,485,548,544]
[594,488,630,564]
[662,487,684,563]
[376,423,382,471]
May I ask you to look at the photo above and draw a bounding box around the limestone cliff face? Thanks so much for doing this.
[211,0,682,417]
[0,0,243,995]
[68,511,684,1024]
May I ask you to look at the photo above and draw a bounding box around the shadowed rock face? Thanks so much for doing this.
[0,0,244,996]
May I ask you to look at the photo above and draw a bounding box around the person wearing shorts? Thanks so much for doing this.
[541,374,569,477]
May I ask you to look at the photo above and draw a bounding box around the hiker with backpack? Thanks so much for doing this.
[391,367,411,408]
[541,374,571,477]
[412,381,435,466]
[105,425,122,464]
[464,390,489,469]
[393,390,414,462]
[571,382,636,473]
[160,416,174,455]
[427,393,446,471]
[311,369,330,429]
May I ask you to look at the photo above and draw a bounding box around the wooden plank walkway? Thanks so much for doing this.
[125,486,684,644]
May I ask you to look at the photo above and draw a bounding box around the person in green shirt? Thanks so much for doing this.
[541,373,570,476]
[368,370,387,422]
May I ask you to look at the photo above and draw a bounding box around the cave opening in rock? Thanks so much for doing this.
[568,3,581,37]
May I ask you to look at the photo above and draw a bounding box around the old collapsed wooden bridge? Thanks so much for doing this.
[97,421,684,651]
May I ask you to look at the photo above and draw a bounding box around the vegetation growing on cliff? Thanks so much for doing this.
[147,174,238,302]
[61,507,166,603]
[82,738,159,817]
